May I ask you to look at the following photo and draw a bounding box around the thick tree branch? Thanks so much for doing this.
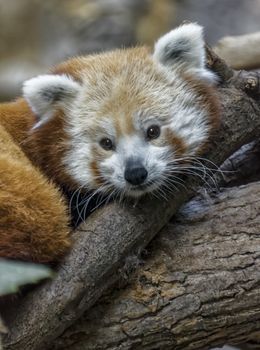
[3,49,260,350]
[214,32,260,70]
[218,141,260,188]
[51,181,260,350]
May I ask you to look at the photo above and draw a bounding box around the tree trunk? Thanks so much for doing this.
[51,180,260,350]
[3,49,260,350]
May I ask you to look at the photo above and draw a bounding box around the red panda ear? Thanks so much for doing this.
[23,74,81,120]
[153,23,216,83]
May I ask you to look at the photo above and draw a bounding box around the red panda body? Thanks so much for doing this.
[0,100,70,262]
[0,24,220,262]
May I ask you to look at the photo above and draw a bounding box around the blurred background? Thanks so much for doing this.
[0,0,260,101]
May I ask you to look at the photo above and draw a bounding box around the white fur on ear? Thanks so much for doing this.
[153,23,216,83]
[23,74,81,125]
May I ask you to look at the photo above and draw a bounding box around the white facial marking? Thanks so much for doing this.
[98,134,170,197]
[23,74,81,128]
[25,23,218,199]
[153,23,217,84]
[63,51,214,197]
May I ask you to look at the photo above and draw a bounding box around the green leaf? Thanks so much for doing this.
[0,259,53,296]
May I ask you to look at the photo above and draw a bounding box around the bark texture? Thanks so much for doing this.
[0,316,7,350]
[51,181,260,350]
[218,141,260,188]
[3,50,260,350]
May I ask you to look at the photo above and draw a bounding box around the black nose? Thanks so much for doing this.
[124,165,148,186]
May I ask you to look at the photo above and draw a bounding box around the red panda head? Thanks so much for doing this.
[23,23,220,198]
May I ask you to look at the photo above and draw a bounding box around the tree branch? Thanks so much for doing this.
[218,141,260,188]
[51,180,260,350]
[214,32,260,70]
[3,48,260,350]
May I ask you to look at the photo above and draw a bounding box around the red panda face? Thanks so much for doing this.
[23,23,220,199]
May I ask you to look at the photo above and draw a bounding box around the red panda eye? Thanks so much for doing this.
[100,138,114,151]
[146,125,160,140]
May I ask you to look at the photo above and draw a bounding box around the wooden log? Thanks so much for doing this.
[51,181,260,350]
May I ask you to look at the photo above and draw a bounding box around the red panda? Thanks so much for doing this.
[0,23,220,262]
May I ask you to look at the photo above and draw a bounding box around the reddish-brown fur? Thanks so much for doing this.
[0,101,71,262]
[165,129,188,156]
[182,74,221,135]
[0,47,220,263]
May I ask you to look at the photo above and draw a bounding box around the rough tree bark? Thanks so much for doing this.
[218,141,260,187]
[0,317,6,350]
[3,50,260,350]
[50,180,260,350]
[51,142,260,350]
